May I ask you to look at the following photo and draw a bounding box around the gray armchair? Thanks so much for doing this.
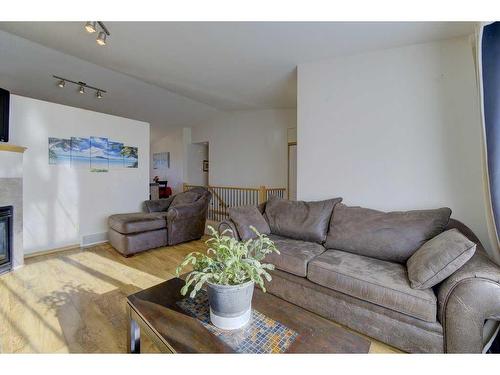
[108,188,211,256]
[145,187,212,246]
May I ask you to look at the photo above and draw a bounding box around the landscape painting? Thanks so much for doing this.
[48,138,71,166]
[153,151,169,169]
[49,135,139,172]
[70,137,90,168]
[123,146,138,168]
[108,141,124,169]
[90,136,109,172]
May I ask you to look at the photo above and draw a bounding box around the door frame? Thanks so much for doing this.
[287,142,297,200]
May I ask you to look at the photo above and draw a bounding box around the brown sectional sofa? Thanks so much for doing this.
[219,196,500,353]
[108,187,211,256]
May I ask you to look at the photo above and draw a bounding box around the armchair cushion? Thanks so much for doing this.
[108,213,166,234]
[407,229,476,289]
[167,199,206,220]
[265,196,342,243]
[170,191,200,208]
[325,204,452,263]
[228,206,270,240]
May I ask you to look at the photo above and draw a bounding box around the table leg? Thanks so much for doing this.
[128,318,141,353]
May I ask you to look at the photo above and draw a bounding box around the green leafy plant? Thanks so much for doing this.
[176,225,279,298]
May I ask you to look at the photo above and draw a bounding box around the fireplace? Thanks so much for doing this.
[0,205,13,274]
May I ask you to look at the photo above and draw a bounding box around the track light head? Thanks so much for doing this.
[53,75,105,99]
[96,32,107,46]
[85,21,97,33]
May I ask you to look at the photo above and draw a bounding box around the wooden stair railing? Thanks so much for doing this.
[183,183,286,222]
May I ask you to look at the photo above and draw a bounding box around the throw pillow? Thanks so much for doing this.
[407,229,476,289]
[228,206,271,240]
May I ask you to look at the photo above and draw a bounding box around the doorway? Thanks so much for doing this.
[288,142,297,200]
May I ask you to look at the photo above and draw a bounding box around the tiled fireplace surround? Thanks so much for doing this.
[0,145,26,270]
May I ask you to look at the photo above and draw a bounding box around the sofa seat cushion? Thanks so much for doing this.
[265,196,342,243]
[307,250,437,322]
[108,213,167,234]
[264,235,326,277]
[325,204,452,263]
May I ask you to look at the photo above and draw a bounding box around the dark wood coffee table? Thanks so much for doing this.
[126,277,370,353]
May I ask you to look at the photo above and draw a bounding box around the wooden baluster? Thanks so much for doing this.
[224,188,227,220]
[258,186,266,205]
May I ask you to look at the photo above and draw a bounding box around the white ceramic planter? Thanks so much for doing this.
[206,280,254,330]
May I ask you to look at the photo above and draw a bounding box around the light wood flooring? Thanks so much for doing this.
[0,239,399,353]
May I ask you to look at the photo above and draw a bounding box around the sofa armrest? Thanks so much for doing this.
[437,247,500,352]
[144,196,174,213]
[217,219,240,240]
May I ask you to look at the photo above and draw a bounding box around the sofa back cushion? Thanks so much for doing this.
[265,196,342,243]
[325,204,452,263]
[228,206,271,241]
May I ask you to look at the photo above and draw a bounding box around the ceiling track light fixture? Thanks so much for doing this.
[53,75,107,99]
[84,21,110,46]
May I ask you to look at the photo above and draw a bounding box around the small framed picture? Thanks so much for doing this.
[203,160,209,172]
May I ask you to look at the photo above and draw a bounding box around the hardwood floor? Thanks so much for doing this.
[0,239,399,353]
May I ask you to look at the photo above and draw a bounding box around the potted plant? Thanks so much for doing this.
[176,226,279,330]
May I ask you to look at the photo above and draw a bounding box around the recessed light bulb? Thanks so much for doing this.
[79,86,85,94]
[58,80,65,88]
[96,91,103,99]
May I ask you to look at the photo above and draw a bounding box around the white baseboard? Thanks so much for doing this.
[81,232,108,247]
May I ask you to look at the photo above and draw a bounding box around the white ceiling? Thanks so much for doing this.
[0,22,475,131]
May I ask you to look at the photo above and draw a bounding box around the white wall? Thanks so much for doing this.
[9,95,150,254]
[191,109,295,188]
[297,36,492,251]
[150,127,186,194]
[186,142,208,186]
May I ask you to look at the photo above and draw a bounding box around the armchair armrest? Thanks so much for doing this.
[218,219,240,240]
[437,246,500,352]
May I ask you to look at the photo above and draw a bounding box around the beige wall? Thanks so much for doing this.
[150,127,186,194]
[191,109,296,188]
[297,36,492,252]
[9,95,150,253]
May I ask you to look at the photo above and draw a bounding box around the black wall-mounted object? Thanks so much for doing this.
[0,87,10,143]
